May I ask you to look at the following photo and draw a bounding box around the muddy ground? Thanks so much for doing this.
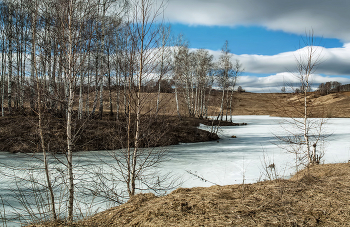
[0,114,230,153]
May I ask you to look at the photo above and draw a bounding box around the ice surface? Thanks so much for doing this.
[0,115,349,225]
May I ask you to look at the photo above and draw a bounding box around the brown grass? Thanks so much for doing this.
[62,163,350,226]
[228,92,350,118]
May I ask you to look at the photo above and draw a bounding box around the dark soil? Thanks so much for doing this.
[0,114,241,153]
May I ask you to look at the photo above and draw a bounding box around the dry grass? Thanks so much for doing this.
[229,92,350,118]
[66,163,350,227]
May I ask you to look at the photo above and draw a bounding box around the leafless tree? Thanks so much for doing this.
[276,31,327,169]
[173,36,192,116]
[155,25,172,115]
[216,40,238,121]
[88,0,182,201]
[227,59,242,121]
[193,49,213,118]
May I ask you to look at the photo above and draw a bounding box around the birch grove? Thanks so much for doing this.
[0,0,246,223]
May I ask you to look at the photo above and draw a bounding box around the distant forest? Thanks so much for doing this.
[318,81,350,95]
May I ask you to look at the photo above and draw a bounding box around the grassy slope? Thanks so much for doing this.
[73,163,350,226]
[229,91,350,117]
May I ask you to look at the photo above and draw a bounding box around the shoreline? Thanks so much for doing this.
[70,162,350,226]
[0,114,245,154]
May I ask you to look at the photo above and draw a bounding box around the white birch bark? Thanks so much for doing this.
[1,36,5,117]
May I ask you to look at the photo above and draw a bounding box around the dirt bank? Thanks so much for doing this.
[74,163,350,226]
[0,115,238,153]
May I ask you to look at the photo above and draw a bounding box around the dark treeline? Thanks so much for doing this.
[317,81,350,95]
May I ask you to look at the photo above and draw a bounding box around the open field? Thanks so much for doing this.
[92,90,350,118]
[69,90,350,118]
[228,91,350,118]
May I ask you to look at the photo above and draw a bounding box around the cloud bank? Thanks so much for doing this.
[163,0,350,92]
[165,0,350,42]
[237,73,350,93]
[202,44,350,92]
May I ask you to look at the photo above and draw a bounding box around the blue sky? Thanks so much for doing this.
[161,0,350,92]
[171,24,343,55]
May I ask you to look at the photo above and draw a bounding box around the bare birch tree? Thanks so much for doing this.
[216,40,233,121]
[276,31,327,168]
[155,25,171,115]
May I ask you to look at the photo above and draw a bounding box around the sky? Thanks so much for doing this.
[161,0,350,92]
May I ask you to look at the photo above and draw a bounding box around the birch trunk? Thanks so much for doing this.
[99,1,107,119]
[218,87,225,121]
[16,22,20,110]
[174,79,180,118]
[91,55,99,116]
[131,14,145,197]
[115,64,120,120]
[107,51,113,116]
[1,36,5,117]
[99,78,103,119]
[304,80,311,164]
[229,89,234,122]
[225,89,229,121]
[7,6,13,114]
[36,52,57,222]
[66,0,74,221]
[78,70,83,119]
[85,52,91,116]
[194,84,198,117]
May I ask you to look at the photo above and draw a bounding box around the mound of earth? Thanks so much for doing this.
[0,115,226,153]
[74,163,350,226]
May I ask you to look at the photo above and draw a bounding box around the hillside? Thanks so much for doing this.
[81,90,350,118]
[98,90,350,118]
[216,91,350,118]
[70,163,350,226]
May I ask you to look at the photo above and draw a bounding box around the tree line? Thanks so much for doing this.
[0,0,243,120]
[317,81,350,95]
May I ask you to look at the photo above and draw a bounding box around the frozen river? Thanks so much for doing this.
[1,115,349,225]
[167,115,350,187]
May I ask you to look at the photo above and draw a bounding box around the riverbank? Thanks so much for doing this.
[80,163,350,226]
[29,162,350,226]
[0,114,244,153]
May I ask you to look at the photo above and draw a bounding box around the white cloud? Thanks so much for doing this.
[201,45,350,92]
[238,73,350,93]
[202,43,350,76]
[164,0,350,92]
[165,0,350,42]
